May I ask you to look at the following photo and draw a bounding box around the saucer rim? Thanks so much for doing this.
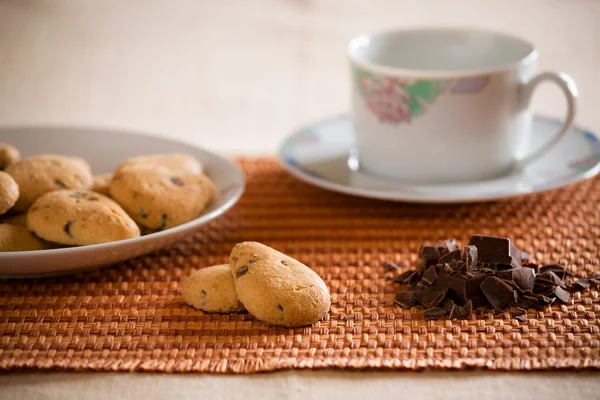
[279,114,600,203]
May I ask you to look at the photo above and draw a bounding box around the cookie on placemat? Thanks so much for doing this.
[0,224,51,252]
[110,165,215,231]
[116,153,203,175]
[27,190,140,246]
[183,264,245,313]
[230,242,331,327]
[6,154,93,211]
[0,144,20,170]
[0,171,19,215]
[91,173,112,196]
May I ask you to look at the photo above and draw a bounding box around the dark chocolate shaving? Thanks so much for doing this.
[383,262,401,272]
[54,179,67,188]
[554,286,570,303]
[421,265,438,285]
[395,291,418,308]
[480,277,515,309]
[424,307,448,320]
[416,290,447,308]
[139,207,149,219]
[280,260,288,266]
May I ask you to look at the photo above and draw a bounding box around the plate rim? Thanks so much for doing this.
[0,125,245,266]
[279,114,600,203]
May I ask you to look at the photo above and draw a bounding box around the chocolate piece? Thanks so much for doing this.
[570,280,590,292]
[480,277,515,309]
[554,286,570,303]
[235,265,249,278]
[392,269,416,284]
[395,291,418,308]
[511,308,527,317]
[419,246,441,268]
[497,268,535,291]
[435,269,492,307]
[512,268,536,291]
[536,271,562,285]
[421,265,438,285]
[468,235,521,270]
[539,264,572,279]
[523,262,540,274]
[536,294,555,306]
[515,315,528,322]
[450,300,472,320]
[463,245,478,270]
[383,262,401,272]
[440,298,456,313]
[438,249,462,264]
[416,289,447,308]
[170,177,184,186]
[437,239,459,255]
[63,220,74,238]
[424,307,448,320]
[516,294,538,309]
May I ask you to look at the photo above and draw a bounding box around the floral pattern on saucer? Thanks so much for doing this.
[354,67,490,124]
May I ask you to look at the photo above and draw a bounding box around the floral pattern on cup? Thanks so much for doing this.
[354,67,491,124]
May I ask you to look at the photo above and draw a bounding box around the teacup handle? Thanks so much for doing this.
[516,71,579,168]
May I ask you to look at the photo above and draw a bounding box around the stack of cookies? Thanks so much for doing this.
[0,143,216,252]
[183,242,331,328]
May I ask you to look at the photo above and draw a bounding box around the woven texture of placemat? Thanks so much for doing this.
[1,158,599,373]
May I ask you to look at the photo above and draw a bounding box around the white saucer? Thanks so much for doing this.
[0,127,245,277]
[280,114,600,203]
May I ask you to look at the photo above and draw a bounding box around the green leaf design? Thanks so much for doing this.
[404,80,440,116]
[353,67,376,96]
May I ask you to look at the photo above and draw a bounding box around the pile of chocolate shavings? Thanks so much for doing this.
[387,235,597,321]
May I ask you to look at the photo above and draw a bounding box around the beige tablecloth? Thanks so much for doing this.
[1,0,599,398]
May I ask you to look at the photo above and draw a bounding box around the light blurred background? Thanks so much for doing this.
[0,0,598,154]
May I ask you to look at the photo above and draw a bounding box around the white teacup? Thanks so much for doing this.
[347,28,578,183]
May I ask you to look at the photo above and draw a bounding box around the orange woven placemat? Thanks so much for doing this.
[1,158,599,373]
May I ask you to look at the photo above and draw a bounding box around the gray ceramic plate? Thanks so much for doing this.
[0,127,244,277]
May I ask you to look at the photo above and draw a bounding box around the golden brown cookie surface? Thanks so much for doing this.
[116,153,202,175]
[0,171,19,215]
[91,173,112,196]
[6,154,93,211]
[0,224,51,252]
[0,143,20,170]
[109,165,215,230]
[230,242,330,327]
[183,264,245,313]
[27,189,140,246]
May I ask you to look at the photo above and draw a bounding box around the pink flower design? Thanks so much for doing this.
[360,77,412,123]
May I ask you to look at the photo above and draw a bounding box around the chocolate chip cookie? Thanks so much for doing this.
[0,224,51,252]
[230,242,330,327]
[0,143,20,170]
[110,165,216,231]
[27,189,140,245]
[183,264,245,313]
[6,154,93,211]
[0,171,19,215]
[116,153,203,175]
